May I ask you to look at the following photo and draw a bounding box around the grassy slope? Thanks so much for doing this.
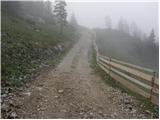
[2,13,75,87]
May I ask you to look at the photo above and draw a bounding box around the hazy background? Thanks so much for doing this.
[66,2,158,37]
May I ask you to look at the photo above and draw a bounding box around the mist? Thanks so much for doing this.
[1,1,159,118]
[67,2,158,37]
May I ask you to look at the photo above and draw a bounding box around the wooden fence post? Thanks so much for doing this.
[150,71,156,102]
[109,57,111,81]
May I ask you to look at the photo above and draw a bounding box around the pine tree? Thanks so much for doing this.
[53,0,67,35]
[148,29,156,43]
[43,0,54,23]
[118,18,129,34]
[2,1,22,16]
[69,13,78,27]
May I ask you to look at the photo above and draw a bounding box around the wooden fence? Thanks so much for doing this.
[93,39,159,105]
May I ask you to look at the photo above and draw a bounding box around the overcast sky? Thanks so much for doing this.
[66,2,158,37]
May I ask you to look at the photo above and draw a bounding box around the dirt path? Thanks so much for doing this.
[11,31,153,118]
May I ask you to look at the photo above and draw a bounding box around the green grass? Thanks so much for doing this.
[90,45,159,118]
[1,13,75,87]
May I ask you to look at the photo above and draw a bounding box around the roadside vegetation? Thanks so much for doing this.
[1,1,80,87]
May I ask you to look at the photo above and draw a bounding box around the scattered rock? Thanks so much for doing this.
[9,112,17,118]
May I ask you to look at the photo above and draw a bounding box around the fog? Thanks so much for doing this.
[67,2,158,37]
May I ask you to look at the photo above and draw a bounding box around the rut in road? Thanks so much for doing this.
[14,32,153,118]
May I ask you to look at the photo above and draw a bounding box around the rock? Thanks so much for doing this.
[61,109,67,113]
[89,112,94,116]
[128,104,133,110]
[88,112,94,118]
[35,29,40,32]
[58,89,64,94]
[2,32,7,37]
[80,107,85,111]
[138,114,145,118]
[58,44,63,51]
[140,104,144,108]
[8,87,12,93]
[98,110,103,114]
[9,100,14,106]
[124,99,130,104]
[54,46,58,51]
[54,95,59,98]
[111,114,115,118]
[1,103,9,112]
[125,108,130,112]
[79,112,83,115]
[23,92,31,96]
[145,110,151,114]
[84,113,88,118]
[35,42,39,45]
[131,109,136,114]
[37,87,42,91]
[1,94,7,98]
[9,112,17,118]
[114,112,117,116]
[89,106,93,109]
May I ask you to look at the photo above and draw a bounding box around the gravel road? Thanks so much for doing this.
[5,31,154,118]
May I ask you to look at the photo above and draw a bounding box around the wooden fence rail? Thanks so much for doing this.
[92,39,159,105]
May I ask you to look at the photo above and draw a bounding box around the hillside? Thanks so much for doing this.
[1,1,80,87]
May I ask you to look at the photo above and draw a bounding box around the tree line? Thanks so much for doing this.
[95,16,158,74]
[2,0,80,36]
